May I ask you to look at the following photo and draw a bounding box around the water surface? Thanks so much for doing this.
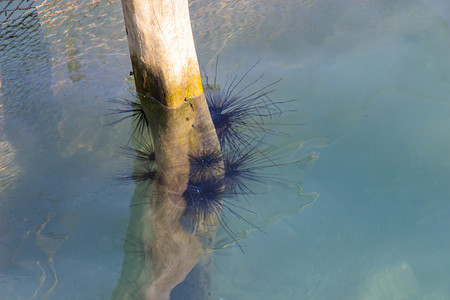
[1,0,449,299]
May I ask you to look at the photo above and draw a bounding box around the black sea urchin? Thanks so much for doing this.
[121,138,156,165]
[188,148,223,181]
[204,60,284,150]
[108,97,149,138]
[119,137,156,195]
[180,178,225,233]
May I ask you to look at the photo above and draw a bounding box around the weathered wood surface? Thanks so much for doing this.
[121,0,203,108]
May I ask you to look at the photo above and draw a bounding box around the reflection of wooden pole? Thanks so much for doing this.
[114,1,219,300]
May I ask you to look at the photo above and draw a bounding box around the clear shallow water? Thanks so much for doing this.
[1,0,450,299]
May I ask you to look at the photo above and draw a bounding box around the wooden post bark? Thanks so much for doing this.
[121,0,203,108]
[113,1,220,300]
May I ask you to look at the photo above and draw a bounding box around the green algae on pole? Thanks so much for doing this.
[120,0,204,108]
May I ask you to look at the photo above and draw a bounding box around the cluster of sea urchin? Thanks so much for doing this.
[111,62,290,239]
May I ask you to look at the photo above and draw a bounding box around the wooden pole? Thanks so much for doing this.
[121,0,203,108]
[114,1,220,299]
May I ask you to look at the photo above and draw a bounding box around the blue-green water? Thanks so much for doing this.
[1,0,450,299]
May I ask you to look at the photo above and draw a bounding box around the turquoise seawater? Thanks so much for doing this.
[1,0,449,299]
